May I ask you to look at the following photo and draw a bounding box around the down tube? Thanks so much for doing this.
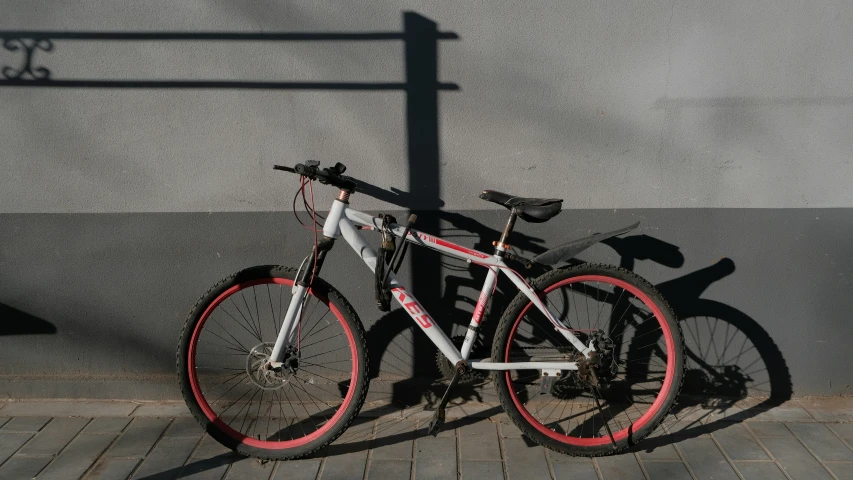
[390,287,463,365]
[337,216,463,366]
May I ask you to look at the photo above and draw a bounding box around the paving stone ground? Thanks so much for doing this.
[0,397,852,479]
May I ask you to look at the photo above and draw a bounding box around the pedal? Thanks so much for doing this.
[427,408,446,436]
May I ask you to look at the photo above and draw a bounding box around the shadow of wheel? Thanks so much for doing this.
[673,299,792,413]
[626,298,792,446]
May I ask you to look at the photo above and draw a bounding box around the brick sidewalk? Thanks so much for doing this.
[1,398,852,479]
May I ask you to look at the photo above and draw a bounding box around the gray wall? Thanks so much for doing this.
[1,1,852,400]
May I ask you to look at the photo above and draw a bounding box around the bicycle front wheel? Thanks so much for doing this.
[177,265,369,460]
[493,263,684,456]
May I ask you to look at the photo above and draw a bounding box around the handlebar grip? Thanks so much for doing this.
[272,161,355,191]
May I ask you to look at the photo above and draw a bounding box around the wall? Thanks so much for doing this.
[1,1,852,402]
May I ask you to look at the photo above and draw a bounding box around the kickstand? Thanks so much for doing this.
[427,366,463,436]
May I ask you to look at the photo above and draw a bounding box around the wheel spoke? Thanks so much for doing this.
[501,269,681,450]
[184,274,361,450]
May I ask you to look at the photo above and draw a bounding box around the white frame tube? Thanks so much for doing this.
[271,200,592,370]
[470,360,579,371]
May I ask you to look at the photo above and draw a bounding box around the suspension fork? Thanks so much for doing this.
[268,236,336,364]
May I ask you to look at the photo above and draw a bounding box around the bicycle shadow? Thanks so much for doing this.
[155,227,793,476]
[361,207,792,453]
[598,236,792,450]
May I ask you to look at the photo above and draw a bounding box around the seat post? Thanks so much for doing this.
[496,210,518,252]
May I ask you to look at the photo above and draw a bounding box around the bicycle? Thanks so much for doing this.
[177,161,685,459]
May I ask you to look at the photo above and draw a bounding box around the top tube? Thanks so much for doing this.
[343,208,500,266]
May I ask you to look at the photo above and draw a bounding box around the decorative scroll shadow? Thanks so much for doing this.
[2,37,52,80]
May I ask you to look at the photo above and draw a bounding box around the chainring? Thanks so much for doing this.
[436,335,489,385]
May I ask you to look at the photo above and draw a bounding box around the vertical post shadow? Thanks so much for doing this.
[0,11,461,410]
[404,12,442,389]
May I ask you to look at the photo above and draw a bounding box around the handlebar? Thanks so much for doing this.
[273,161,357,191]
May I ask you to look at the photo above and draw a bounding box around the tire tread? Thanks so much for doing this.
[492,263,685,456]
[176,265,370,460]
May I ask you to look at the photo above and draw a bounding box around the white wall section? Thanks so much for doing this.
[1,1,851,212]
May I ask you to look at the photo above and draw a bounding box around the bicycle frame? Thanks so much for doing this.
[270,197,593,372]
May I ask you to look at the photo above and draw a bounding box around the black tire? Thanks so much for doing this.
[492,263,684,456]
[177,265,369,460]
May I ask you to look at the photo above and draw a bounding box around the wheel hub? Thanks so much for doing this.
[246,342,293,390]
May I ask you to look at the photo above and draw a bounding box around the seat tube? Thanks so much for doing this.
[460,215,514,360]
[460,265,498,359]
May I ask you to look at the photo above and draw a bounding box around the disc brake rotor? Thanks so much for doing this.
[246,342,290,390]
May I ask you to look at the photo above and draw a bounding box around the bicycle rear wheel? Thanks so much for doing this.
[493,263,684,456]
[177,265,369,460]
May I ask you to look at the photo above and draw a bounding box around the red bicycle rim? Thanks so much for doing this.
[505,274,676,446]
[188,278,358,449]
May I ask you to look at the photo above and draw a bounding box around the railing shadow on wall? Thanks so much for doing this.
[0,11,792,468]
[0,10,454,396]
